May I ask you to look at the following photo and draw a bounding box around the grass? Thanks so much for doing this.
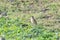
[0,0,60,40]
[0,17,57,40]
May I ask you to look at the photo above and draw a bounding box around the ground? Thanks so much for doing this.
[0,0,60,40]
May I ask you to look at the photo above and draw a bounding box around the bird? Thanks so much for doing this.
[30,16,37,25]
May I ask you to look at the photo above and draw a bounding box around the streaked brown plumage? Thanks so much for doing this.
[30,16,37,25]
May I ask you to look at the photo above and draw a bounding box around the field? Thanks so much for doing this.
[0,0,60,40]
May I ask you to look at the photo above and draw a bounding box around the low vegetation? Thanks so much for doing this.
[0,0,60,40]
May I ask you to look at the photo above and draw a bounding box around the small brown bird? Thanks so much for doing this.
[30,16,37,25]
